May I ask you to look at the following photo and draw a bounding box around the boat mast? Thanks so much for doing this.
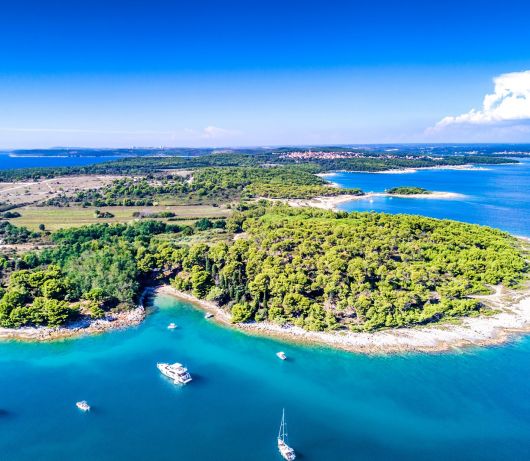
[279,408,288,442]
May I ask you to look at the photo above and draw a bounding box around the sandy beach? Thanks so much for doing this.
[280,191,464,211]
[157,284,530,354]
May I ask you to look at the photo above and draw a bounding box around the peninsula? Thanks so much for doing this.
[0,151,528,352]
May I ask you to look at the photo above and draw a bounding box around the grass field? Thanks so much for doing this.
[9,205,231,231]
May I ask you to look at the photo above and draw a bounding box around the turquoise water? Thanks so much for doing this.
[2,295,530,461]
[336,158,530,237]
[2,158,530,460]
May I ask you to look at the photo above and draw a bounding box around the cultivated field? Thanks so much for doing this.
[8,205,231,231]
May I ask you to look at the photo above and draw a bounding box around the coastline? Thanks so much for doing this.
[374,164,491,174]
[156,284,530,354]
[0,288,151,342]
[4,279,530,353]
[279,191,464,211]
[317,164,492,177]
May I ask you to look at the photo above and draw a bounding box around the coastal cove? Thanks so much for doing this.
[333,159,530,237]
[3,273,530,353]
[1,290,530,461]
[158,284,530,354]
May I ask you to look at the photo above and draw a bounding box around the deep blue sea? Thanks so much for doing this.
[1,157,530,460]
[0,154,121,170]
[335,158,530,237]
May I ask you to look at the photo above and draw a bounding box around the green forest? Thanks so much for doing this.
[41,166,363,207]
[170,204,529,331]
[1,203,528,332]
[386,187,431,195]
[0,221,194,328]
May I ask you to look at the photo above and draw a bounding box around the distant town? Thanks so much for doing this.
[277,150,442,161]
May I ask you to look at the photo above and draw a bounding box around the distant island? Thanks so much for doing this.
[386,186,431,195]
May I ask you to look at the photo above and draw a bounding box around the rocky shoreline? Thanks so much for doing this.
[0,288,151,342]
[157,285,530,354]
[4,282,530,352]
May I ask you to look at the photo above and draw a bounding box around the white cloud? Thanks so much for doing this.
[434,70,530,129]
[200,125,240,139]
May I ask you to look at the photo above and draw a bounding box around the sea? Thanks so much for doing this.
[334,158,530,238]
[1,156,530,461]
[0,153,121,170]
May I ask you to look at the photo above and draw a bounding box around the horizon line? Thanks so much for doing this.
[2,142,530,152]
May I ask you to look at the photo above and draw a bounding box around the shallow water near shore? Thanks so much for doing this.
[1,293,530,461]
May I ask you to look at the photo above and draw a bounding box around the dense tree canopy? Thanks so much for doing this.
[1,202,528,333]
[0,221,188,328]
[192,167,362,199]
[39,166,363,207]
[170,204,529,332]
[386,187,431,195]
[0,222,39,244]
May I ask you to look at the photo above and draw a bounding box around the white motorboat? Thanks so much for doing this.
[76,400,90,412]
[204,313,214,319]
[157,362,192,384]
[278,408,296,460]
[276,352,287,360]
[167,322,177,330]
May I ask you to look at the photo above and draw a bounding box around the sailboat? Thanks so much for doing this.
[278,408,296,460]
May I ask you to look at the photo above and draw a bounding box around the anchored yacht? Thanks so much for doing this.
[157,362,192,384]
[276,352,287,360]
[278,409,296,460]
[76,401,90,412]
[167,322,177,330]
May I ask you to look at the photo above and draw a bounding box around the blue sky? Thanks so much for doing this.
[1,0,530,148]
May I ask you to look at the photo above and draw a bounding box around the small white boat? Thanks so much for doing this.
[276,352,287,360]
[76,401,90,412]
[157,362,192,385]
[278,409,296,460]
[204,313,214,319]
[167,322,177,330]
